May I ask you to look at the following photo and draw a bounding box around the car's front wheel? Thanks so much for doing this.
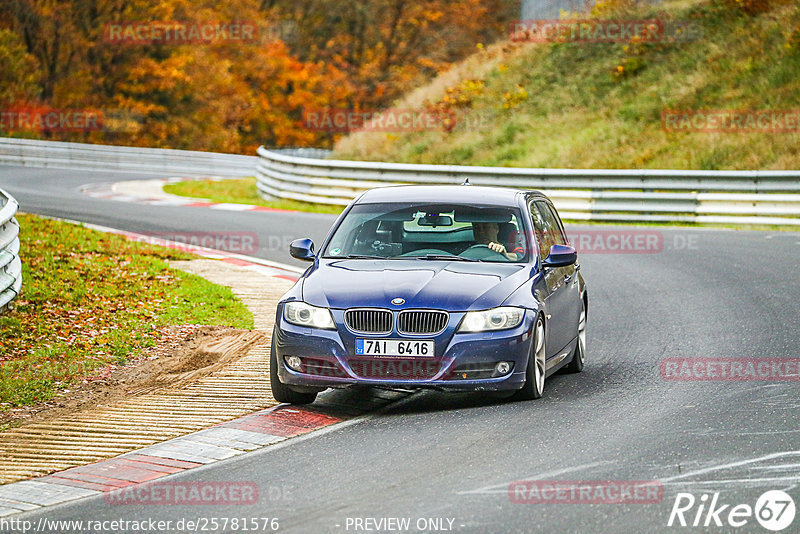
[270,343,318,404]
[512,316,546,400]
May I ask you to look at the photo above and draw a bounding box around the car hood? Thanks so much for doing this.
[301,259,532,311]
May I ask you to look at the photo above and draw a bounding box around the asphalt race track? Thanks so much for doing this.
[2,165,799,533]
[0,166,335,269]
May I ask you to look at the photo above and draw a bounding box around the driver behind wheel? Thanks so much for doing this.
[472,222,523,261]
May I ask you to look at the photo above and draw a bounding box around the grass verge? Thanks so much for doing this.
[163,177,344,215]
[0,214,253,411]
[333,0,800,170]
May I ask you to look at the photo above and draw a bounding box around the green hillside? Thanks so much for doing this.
[333,0,800,170]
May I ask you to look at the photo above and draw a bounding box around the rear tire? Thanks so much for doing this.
[270,343,318,404]
[512,316,546,401]
[562,300,586,374]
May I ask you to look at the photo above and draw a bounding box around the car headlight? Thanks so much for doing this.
[284,302,336,329]
[457,307,524,333]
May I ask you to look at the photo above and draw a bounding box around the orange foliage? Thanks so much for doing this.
[0,0,514,151]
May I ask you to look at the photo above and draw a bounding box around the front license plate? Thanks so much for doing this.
[356,339,434,357]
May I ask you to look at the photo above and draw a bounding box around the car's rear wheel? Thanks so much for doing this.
[562,300,586,374]
[512,316,546,400]
[270,344,318,404]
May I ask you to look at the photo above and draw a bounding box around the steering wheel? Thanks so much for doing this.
[460,244,506,260]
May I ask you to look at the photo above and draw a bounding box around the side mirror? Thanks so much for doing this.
[543,244,577,268]
[290,238,315,261]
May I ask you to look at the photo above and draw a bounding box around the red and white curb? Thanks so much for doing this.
[81,178,292,213]
[78,178,313,283]
[0,406,342,516]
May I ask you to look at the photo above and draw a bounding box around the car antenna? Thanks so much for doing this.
[462,178,471,186]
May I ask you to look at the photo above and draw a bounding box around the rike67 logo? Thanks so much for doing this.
[668,490,795,531]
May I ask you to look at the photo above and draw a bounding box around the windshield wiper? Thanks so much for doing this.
[415,254,479,262]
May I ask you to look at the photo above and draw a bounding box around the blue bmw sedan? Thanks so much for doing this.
[271,185,587,404]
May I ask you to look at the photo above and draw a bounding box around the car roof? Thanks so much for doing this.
[356,185,544,206]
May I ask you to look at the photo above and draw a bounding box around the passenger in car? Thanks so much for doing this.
[472,222,524,260]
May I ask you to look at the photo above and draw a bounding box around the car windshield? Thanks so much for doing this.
[322,202,528,263]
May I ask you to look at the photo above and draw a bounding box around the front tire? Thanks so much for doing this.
[512,316,546,400]
[270,343,318,404]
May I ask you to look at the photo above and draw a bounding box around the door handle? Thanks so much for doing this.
[564,274,572,283]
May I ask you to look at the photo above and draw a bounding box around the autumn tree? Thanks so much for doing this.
[0,0,517,150]
[263,0,519,107]
[0,28,41,105]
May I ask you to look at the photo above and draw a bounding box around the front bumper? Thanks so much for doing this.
[274,307,535,392]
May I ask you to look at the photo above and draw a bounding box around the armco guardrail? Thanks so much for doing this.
[0,137,257,177]
[0,189,22,313]
[256,147,800,226]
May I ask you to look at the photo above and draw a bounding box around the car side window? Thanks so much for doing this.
[529,201,554,260]
[538,201,568,246]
